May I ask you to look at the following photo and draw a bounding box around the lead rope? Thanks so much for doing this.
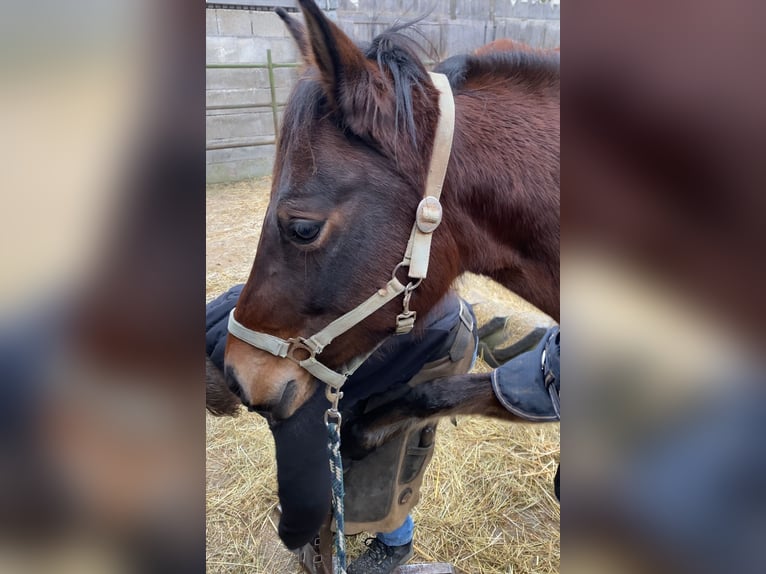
[325,389,346,574]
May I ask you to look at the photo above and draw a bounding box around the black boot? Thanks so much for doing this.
[347,537,413,574]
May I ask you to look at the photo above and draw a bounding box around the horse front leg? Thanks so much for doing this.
[342,372,527,459]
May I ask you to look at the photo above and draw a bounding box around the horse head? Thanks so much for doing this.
[225,0,458,422]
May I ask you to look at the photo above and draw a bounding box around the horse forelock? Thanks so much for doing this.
[364,25,434,147]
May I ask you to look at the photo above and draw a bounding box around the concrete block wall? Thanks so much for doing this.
[206,1,559,183]
[206,10,302,184]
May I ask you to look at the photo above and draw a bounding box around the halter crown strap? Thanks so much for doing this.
[403,72,455,279]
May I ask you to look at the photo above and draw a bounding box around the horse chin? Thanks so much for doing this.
[270,378,300,421]
[248,377,316,422]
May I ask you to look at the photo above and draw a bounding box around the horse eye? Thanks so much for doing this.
[287,219,323,244]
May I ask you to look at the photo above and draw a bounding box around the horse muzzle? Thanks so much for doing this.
[224,338,316,421]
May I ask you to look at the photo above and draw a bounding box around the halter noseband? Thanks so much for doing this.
[227,72,455,401]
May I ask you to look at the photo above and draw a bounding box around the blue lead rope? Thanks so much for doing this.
[327,420,347,574]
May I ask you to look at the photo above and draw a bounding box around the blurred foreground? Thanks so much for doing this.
[564,1,766,572]
[0,1,205,572]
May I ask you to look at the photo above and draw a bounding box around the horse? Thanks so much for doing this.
[223,0,559,549]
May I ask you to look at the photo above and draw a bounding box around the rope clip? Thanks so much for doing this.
[324,408,342,426]
[395,281,419,335]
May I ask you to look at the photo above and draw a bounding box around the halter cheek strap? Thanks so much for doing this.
[404,72,455,279]
[227,72,455,396]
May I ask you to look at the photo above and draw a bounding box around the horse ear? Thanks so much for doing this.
[295,0,369,106]
[276,8,309,61]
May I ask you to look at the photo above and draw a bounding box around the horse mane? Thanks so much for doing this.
[435,49,560,93]
[360,25,560,142]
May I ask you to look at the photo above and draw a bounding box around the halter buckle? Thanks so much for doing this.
[415,196,443,233]
[391,262,424,289]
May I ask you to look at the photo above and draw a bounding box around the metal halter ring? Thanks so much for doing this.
[286,337,319,362]
[391,262,423,290]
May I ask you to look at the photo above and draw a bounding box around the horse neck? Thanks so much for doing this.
[439,89,560,321]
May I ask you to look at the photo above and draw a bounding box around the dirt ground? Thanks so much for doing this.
[206,178,560,573]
